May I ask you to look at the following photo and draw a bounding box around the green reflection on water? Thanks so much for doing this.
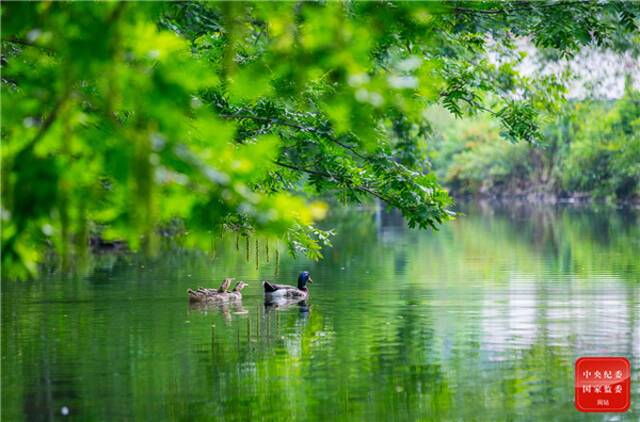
[2,204,639,421]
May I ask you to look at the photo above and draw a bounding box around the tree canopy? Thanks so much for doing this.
[2,1,639,279]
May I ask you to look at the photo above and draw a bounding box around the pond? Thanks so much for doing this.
[2,203,639,421]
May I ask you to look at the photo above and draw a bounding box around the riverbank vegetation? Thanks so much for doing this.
[2,1,639,279]
[428,81,640,202]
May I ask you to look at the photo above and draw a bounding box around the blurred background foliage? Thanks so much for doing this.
[1,1,639,280]
[428,81,640,201]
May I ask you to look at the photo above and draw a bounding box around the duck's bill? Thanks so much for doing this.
[308,277,313,284]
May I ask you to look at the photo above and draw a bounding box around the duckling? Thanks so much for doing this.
[188,277,233,303]
[263,271,312,300]
[228,281,249,301]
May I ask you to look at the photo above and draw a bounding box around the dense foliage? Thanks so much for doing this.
[429,81,640,201]
[2,1,639,279]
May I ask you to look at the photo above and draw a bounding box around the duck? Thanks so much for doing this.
[227,281,249,301]
[187,277,233,303]
[263,271,313,300]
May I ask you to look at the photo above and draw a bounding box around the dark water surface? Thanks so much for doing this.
[2,203,639,421]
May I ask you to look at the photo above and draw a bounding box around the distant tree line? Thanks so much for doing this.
[429,80,639,202]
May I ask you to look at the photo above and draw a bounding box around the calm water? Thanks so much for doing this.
[2,203,639,421]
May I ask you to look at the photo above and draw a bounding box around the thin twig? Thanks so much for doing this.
[271,160,399,207]
[219,112,367,160]
[19,96,67,156]
[272,160,331,178]
[452,1,584,16]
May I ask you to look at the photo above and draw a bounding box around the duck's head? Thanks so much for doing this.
[233,281,249,291]
[297,271,313,289]
[220,277,234,292]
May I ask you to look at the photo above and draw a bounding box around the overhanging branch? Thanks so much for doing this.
[452,1,584,16]
[220,112,367,160]
[271,160,402,208]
